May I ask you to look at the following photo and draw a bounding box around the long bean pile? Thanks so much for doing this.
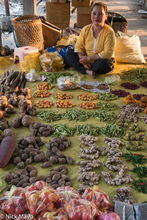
[52,124,76,136]
[37,111,64,122]
[76,124,100,136]
[91,110,116,121]
[101,123,125,137]
[98,93,118,101]
[64,109,91,121]
[42,72,73,84]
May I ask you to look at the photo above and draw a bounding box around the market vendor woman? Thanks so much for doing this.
[65,2,115,78]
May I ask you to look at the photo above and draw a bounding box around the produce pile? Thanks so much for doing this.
[0,67,147,213]
[0,182,121,219]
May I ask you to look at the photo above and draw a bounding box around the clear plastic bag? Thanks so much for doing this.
[25,181,59,216]
[39,51,65,72]
[0,185,27,215]
[56,186,81,207]
[57,75,80,90]
[65,198,100,219]
[98,212,120,220]
[82,186,112,211]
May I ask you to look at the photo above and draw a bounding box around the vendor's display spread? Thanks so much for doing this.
[0,67,147,219]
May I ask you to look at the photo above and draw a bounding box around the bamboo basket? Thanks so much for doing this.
[108,12,128,33]
[11,15,44,50]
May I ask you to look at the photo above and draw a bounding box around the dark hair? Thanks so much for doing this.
[91,2,108,14]
[91,2,110,25]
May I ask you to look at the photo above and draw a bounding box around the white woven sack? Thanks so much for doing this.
[115,31,145,64]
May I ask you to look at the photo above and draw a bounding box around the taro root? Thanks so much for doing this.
[4,165,37,188]
[5,104,14,114]
[3,129,14,137]
[11,116,22,128]
[45,166,71,189]
[13,136,45,166]
[29,123,52,137]
[0,119,9,130]
[8,96,18,107]
[21,115,33,127]
[18,98,37,116]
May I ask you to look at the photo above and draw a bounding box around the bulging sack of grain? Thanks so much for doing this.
[115,31,145,64]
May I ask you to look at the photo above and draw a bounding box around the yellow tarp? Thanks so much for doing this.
[0,56,147,203]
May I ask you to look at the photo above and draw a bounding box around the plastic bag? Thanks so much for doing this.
[25,69,41,82]
[98,212,120,220]
[39,51,65,72]
[65,198,100,219]
[19,52,41,73]
[0,185,27,215]
[82,186,112,211]
[25,181,59,216]
[56,34,79,46]
[57,75,80,90]
[56,186,81,207]
[38,208,68,220]
[115,31,145,64]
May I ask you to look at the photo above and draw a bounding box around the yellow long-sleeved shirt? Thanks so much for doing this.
[74,24,115,59]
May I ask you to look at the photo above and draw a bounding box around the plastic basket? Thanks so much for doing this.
[108,12,128,33]
[11,15,44,50]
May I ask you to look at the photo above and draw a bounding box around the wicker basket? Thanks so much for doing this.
[108,12,128,33]
[11,15,44,50]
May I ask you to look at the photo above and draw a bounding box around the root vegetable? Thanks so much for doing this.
[21,115,33,127]
[0,136,16,168]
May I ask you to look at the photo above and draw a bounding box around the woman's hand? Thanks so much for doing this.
[79,55,91,64]
[79,56,91,69]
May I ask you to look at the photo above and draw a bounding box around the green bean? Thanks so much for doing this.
[91,110,116,121]
[37,110,64,122]
[52,124,76,137]
[101,123,125,137]
[98,93,118,101]
[42,72,73,84]
[97,102,117,110]
[64,109,92,121]
[76,124,100,136]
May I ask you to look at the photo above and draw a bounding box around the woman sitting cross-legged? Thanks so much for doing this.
[65,2,116,78]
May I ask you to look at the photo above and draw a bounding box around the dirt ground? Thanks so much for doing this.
[71,0,147,61]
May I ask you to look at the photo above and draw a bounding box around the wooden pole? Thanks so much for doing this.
[4,0,10,16]
[23,0,36,15]
[145,0,147,10]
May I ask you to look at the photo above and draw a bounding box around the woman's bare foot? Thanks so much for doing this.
[86,70,96,78]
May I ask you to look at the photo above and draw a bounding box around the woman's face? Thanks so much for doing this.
[91,6,107,26]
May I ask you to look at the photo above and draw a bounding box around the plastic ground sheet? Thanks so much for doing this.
[0,57,147,203]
